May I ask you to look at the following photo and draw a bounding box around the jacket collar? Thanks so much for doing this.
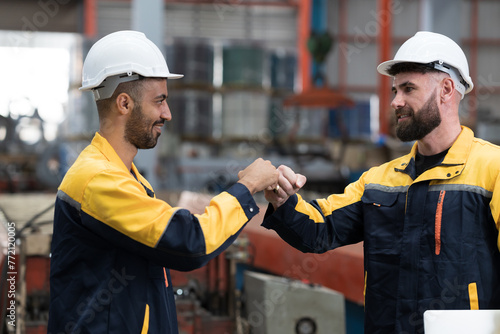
[396,126,473,180]
[91,132,155,196]
[441,126,473,165]
[91,132,129,172]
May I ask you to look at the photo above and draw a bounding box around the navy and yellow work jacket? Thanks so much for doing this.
[263,127,500,334]
[48,132,259,333]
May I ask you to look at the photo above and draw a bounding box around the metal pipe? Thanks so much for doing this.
[298,0,312,92]
[377,0,392,136]
[338,0,347,93]
[164,0,298,6]
[84,0,97,38]
[468,0,479,128]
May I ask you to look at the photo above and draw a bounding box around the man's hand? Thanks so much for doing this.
[238,158,279,195]
[264,165,306,209]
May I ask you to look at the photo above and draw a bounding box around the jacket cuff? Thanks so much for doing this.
[226,182,260,220]
[261,194,298,229]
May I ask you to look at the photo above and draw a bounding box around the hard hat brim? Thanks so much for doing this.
[377,59,414,77]
[166,73,184,80]
[80,72,184,91]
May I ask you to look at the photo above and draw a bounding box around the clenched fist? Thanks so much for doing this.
[264,165,306,209]
[237,158,279,195]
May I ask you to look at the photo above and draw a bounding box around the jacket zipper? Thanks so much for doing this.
[435,190,446,255]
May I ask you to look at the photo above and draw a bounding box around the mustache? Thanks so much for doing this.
[395,106,414,118]
[153,120,165,126]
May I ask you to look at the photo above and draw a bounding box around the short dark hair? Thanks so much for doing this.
[96,78,145,117]
[387,62,442,76]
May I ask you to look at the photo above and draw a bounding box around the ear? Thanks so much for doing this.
[440,77,455,103]
[115,93,134,115]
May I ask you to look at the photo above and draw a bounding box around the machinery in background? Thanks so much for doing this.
[244,271,345,334]
[170,236,251,334]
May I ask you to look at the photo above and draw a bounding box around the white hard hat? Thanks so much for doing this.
[80,30,183,101]
[377,31,473,98]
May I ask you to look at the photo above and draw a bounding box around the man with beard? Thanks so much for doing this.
[261,31,500,334]
[48,31,279,333]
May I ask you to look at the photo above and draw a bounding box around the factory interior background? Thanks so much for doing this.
[0,0,499,333]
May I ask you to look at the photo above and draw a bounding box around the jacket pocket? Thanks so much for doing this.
[361,190,401,250]
[361,190,399,207]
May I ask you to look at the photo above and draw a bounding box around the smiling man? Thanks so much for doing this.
[261,31,500,334]
[48,31,279,334]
